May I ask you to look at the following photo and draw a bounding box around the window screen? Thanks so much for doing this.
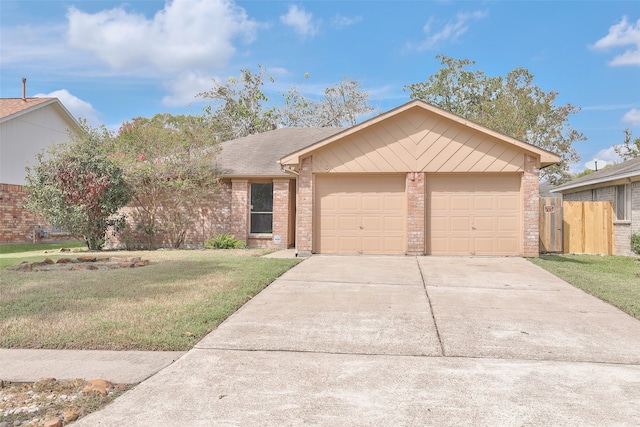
[250,183,273,233]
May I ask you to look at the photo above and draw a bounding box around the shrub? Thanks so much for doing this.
[205,233,246,249]
[631,233,640,255]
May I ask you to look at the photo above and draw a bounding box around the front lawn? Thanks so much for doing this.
[529,254,640,320]
[0,249,300,350]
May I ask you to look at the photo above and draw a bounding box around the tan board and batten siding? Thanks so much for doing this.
[279,101,560,256]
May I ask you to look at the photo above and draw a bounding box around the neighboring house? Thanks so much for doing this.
[552,157,640,256]
[0,88,80,243]
[118,100,558,257]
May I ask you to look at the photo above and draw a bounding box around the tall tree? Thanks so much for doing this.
[199,66,375,137]
[25,121,130,250]
[198,65,277,140]
[614,129,640,160]
[279,77,376,127]
[109,113,220,249]
[405,56,584,184]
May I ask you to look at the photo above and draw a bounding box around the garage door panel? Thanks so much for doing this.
[316,175,406,254]
[427,174,521,256]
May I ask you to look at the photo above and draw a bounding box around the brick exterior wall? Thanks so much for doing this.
[271,179,291,250]
[0,184,74,244]
[523,155,540,257]
[230,179,249,242]
[406,172,426,255]
[107,181,232,249]
[296,156,313,257]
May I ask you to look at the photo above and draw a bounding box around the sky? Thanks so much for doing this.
[1,0,639,173]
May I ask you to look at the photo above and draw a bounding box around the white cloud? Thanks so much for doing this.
[161,72,219,107]
[592,16,640,66]
[409,10,487,51]
[35,89,100,125]
[66,0,259,73]
[280,5,319,37]
[622,108,640,126]
[331,14,362,28]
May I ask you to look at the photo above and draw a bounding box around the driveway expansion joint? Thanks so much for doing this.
[416,258,445,357]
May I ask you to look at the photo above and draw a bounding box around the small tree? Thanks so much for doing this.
[614,129,640,161]
[25,122,130,250]
[110,113,220,249]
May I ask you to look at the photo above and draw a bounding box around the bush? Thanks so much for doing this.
[205,233,246,249]
[631,233,640,255]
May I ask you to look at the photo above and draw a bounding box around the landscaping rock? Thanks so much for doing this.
[55,258,72,264]
[63,410,79,422]
[43,417,62,427]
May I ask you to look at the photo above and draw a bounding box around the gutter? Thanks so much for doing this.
[551,170,640,193]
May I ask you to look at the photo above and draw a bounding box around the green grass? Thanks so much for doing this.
[0,249,301,350]
[0,241,85,255]
[529,254,640,320]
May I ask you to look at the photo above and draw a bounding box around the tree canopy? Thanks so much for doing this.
[405,56,584,184]
[614,129,640,161]
[25,121,130,250]
[198,66,375,139]
[108,113,221,249]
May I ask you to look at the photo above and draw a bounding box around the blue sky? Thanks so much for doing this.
[1,0,639,172]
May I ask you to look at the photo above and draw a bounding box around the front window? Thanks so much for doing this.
[250,183,273,233]
[615,184,631,221]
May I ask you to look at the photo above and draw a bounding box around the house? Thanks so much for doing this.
[0,82,80,243]
[200,100,559,257]
[552,157,640,256]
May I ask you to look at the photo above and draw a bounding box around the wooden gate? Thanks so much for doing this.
[539,197,563,253]
[563,201,614,255]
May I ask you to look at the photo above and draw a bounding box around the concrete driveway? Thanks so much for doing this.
[76,256,640,426]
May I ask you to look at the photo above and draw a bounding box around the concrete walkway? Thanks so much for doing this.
[66,256,640,425]
[0,349,185,383]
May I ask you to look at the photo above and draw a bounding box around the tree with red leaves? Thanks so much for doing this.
[25,121,130,250]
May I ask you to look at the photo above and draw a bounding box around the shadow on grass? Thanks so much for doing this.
[538,254,590,264]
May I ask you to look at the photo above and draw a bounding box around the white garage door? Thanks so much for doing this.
[427,174,521,256]
[315,175,406,254]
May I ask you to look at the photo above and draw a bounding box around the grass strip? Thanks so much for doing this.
[529,254,640,320]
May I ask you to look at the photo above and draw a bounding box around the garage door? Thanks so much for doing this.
[427,174,521,256]
[315,175,405,254]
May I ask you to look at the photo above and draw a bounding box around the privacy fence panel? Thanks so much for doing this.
[562,201,614,255]
[539,197,563,253]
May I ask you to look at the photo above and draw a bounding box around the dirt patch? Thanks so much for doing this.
[0,378,132,426]
[7,256,151,272]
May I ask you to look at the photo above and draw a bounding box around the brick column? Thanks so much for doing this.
[522,155,540,257]
[406,172,426,255]
[296,156,313,257]
[272,179,290,250]
[230,179,249,242]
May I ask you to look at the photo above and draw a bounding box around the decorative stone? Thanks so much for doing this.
[43,417,62,427]
[87,379,113,389]
[63,410,79,422]
[56,258,72,264]
[77,256,96,262]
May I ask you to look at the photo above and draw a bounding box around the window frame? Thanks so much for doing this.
[250,182,273,234]
[615,184,631,221]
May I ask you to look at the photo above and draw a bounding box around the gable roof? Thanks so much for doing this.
[0,97,79,127]
[217,127,345,177]
[279,100,560,168]
[552,156,640,193]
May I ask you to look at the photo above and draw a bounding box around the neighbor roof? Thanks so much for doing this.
[217,127,345,177]
[0,97,79,127]
[552,156,640,193]
[280,100,560,168]
[1,98,55,120]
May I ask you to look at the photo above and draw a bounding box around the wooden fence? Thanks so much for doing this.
[539,197,563,253]
[562,201,614,255]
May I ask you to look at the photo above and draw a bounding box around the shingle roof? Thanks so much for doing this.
[553,156,640,193]
[0,98,54,120]
[216,127,346,177]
